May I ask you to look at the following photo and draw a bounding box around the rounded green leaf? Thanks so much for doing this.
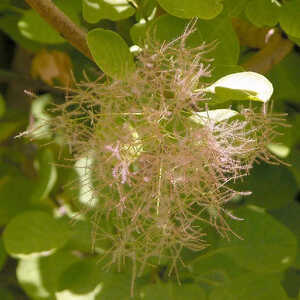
[246,0,281,27]
[3,211,72,258]
[87,28,135,79]
[156,0,223,20]
[217,206,297,273]
[83,0,135,23]
[209,273,289,300]
[279,0,300,38]
[236,163,298,210]
[17,250,79,300]
[18,9,65,44]
[205,71,274,103]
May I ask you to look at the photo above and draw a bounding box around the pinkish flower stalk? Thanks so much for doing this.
[29,21,286,278]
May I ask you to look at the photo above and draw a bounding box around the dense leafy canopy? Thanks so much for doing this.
[0,0,300,299]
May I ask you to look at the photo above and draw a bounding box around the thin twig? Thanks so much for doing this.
[25,0,93,61]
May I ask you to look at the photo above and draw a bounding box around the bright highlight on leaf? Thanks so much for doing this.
[190,109,239,125]
[204,71,274,103]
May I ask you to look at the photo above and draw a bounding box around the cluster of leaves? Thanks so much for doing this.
[0,0,300,300]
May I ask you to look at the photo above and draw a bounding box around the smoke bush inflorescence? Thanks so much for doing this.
[38,23,285,276]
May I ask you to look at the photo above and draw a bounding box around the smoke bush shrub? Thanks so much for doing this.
[32,22,285,278]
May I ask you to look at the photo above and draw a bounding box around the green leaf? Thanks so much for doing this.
[279,0,300,38]
[216,206,297,273]
[189,252,248,291]
[270,201,300,269]
[82,0,135,23]
[87,28,136,79]
[141,283,206,300]
[30,149,57,204]
[209,273,289,300]
[236,163,298,209]
[3,210,72,259]
[17,250,79,300]
[190,109,239,125]
[147,14,239,65]
[246,0,281,27]
[18,9,65,44]
[0,175,34,226]
[196,15,240,65]
[0,94,5,119]
[267,52,300,104]
[156,0,223,19]
[204,71,274,103]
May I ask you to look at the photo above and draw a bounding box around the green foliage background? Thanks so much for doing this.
[0,0,300,299]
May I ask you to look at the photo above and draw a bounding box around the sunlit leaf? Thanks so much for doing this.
[190,109,239,125]
[204,71,274,103]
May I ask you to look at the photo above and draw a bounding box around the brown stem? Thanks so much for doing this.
[242,36,294,74]
[25,0,93,61]
[233,18,295,74]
